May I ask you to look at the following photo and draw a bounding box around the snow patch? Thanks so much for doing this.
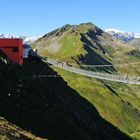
[105,29,140,41]
[23,35,42,44]
[135,33,140,39]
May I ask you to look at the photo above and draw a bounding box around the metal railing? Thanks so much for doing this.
[44,58,140,85]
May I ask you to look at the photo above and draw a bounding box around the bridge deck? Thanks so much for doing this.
[43,58,140,85]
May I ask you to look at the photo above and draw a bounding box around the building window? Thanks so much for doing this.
[12,47,18,52]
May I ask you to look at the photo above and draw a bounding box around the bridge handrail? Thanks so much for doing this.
[44,58,140,85]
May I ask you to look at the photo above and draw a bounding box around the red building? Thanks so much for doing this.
[0,38,23,65]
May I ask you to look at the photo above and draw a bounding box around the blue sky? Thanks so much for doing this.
[0,0,140,36]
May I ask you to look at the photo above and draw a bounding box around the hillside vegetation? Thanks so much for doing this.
[33,22,140,140]
[53,66,140,140]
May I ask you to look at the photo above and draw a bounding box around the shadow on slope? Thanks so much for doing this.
[0,55,131,140]
[75,33,116,73]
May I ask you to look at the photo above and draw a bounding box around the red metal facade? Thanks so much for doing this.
[0,38,23,65]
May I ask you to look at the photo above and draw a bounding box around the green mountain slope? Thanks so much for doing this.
[32,22,140,140]
[53,66,140,140]
[0,51,132,140]
[33,22,140,76]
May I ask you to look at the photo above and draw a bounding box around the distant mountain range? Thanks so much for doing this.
[105,29,140,42]
[0,34,41,44]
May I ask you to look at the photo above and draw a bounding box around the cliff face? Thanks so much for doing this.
[0,53,131,140]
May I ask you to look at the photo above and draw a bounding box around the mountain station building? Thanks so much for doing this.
[0,38,23,65]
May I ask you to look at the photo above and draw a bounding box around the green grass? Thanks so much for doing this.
[56,31,85,60]
[32,28,86,63]
[113,54,140,76]
[52,66,140,140]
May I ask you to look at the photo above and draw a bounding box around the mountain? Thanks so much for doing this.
[105,29,140,42]
[32,23,132,71]
[32,23,140,140]
[0,50,133,140]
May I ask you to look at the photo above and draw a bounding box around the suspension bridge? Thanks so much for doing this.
[41,58,140,85]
